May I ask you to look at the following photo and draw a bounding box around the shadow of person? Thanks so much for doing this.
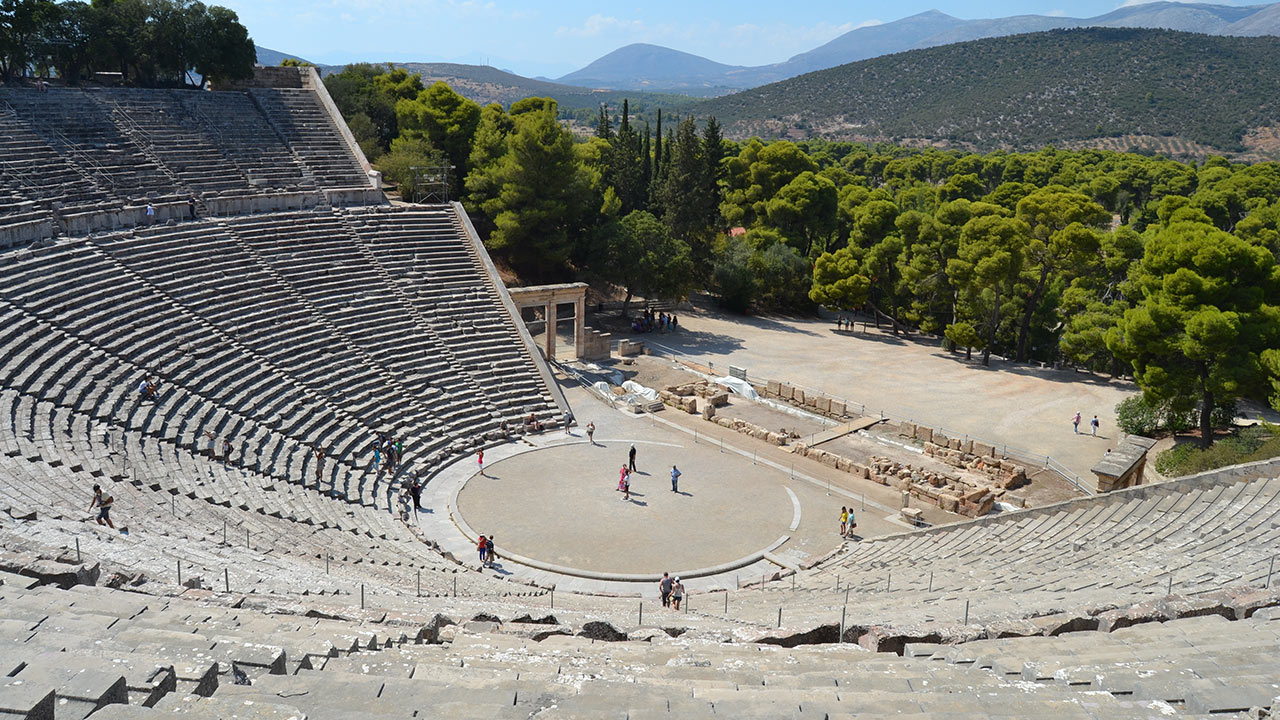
[635,471,650,476]
[628,490,645,497]
[629,499,649,507]
[675,490,693,497]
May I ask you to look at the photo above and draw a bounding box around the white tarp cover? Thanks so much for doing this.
[592,381,612,396]
[621,380,659,401]
[714,375,759,399]
[583,363,625,386]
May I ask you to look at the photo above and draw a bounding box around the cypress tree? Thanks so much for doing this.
[700,116,725,235]
[595,103,612,140]
[653,109,663,178]
[642,122,652,200]
[608,98,645,213]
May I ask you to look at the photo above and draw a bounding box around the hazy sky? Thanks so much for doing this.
[229,0,1258,77]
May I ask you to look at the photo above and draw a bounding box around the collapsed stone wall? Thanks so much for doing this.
[886,422,1029,488]
[660,380,794,445]
[787,442,1012,517]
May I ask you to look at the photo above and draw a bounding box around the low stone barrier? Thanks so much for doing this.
[761,380,851,420]
[707,415,790,446]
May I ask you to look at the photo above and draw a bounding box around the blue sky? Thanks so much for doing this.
[229,0,1257,77]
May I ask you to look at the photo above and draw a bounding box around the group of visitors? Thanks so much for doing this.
[835,315,861,331]
[1071,411,1101,436]
[617,465,632,500]
[371,433,404,472]
[476,533,498,568]
[201,431,233,464]
[631,309,677,334]
[524,413,545,434]
[840,507,857,538]
[658,572,685,610]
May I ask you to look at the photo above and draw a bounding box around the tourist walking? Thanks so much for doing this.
[840,507,848,537]
[671,577,684,611]
[477,448,485,475]
[628,444,637,472]
[477,534,487,565]
[222,437,232,465]
[846,509,856,536]
[187,195,197,220]
[586,422,595,445]
[485,535,496,568]
[410,477,422,511]
[670,465,681,492]
[1091,415,1100,437]
[1073,411,1082,434]
[145,202,155,224]
[89,484,115,529]
[659,572,672,607]
[313,448,325,484]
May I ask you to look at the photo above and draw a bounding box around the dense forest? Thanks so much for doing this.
[0,0,255,86]
[696,28,1280,155]
[326,62,1280,449]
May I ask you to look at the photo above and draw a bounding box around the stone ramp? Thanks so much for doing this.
[806,416,882,447]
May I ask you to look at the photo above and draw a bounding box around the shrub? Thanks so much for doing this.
[1114,395,1235,437]
[1154,424,1280,476]
[1115,395,1159,436]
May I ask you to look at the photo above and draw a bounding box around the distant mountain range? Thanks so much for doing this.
[694,28,1280,158]
[253,46,309,67]
[554,2,1280,94]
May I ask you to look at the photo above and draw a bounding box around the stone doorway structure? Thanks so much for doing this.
[508,282,588,361]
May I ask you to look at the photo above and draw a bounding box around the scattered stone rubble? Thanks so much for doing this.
[786,441,1023,517]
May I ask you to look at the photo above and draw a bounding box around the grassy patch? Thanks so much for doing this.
[1154,425,1280,477]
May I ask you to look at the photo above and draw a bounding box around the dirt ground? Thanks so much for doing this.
[577,354,1086,510]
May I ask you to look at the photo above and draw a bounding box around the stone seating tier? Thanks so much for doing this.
[1,204,561,604]
[0,86,374,245]
[0,581,1277,719]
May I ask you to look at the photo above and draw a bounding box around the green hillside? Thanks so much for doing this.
[321,62,698,125]
[697,28,1280,154]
